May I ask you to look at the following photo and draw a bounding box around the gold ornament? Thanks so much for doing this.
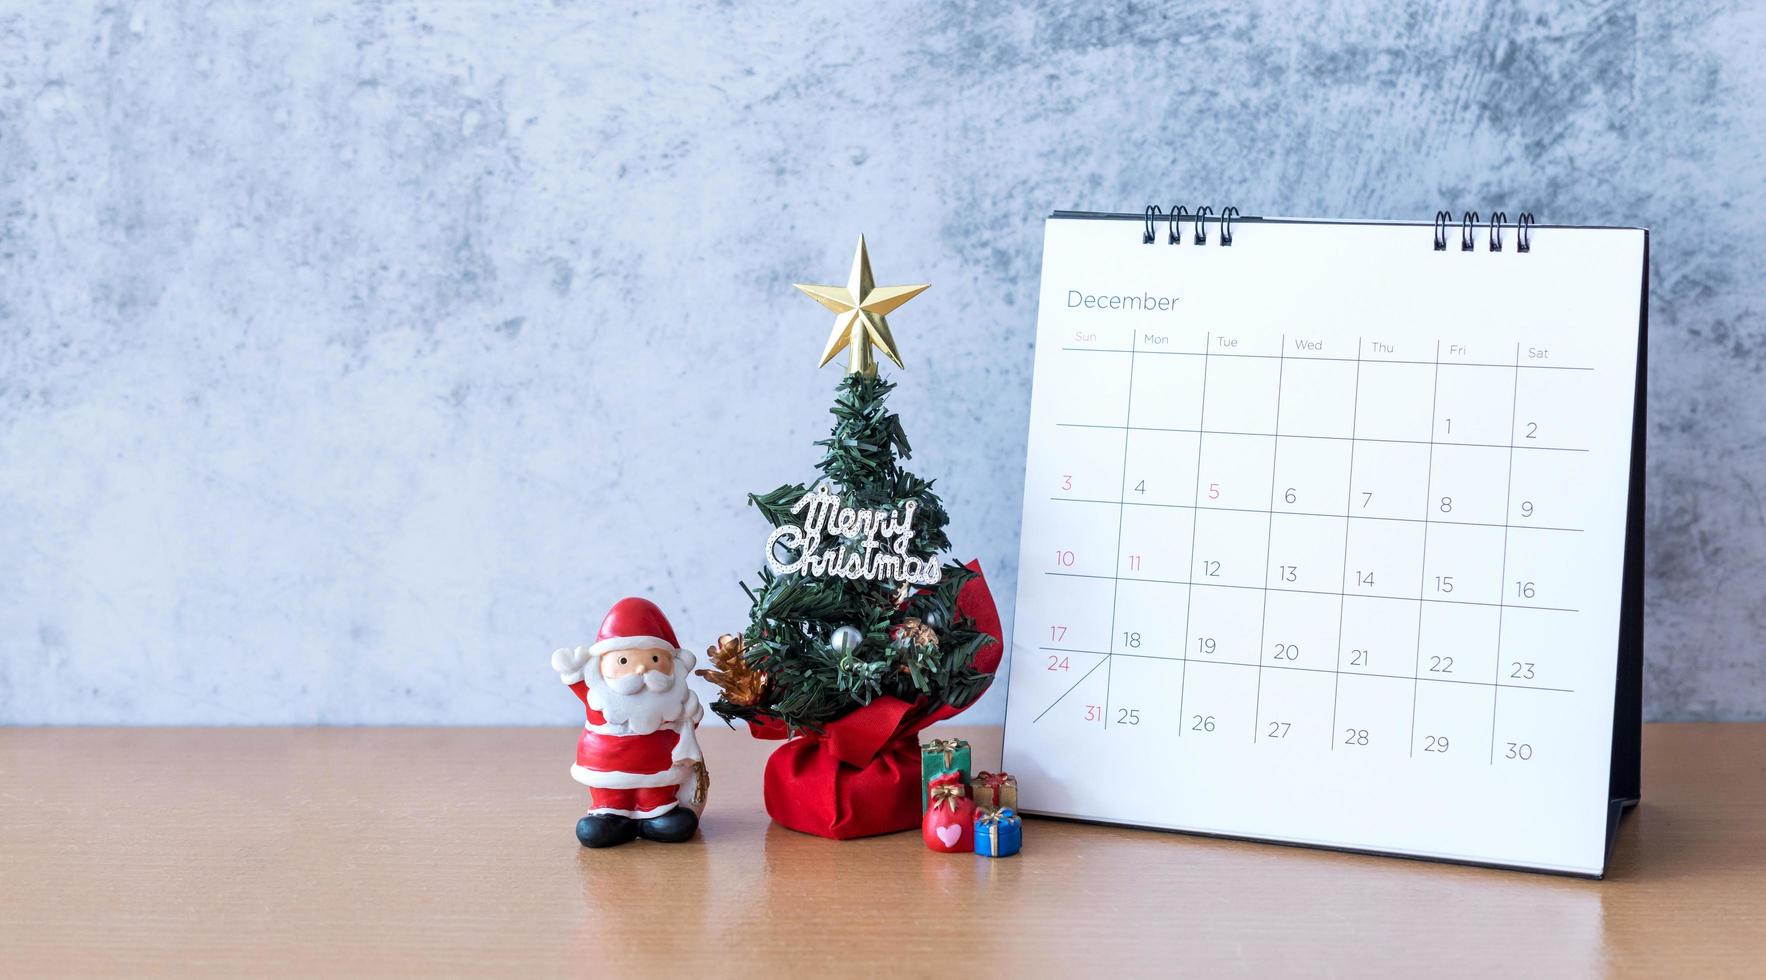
[696,634,769,707]
[794,235,929,376]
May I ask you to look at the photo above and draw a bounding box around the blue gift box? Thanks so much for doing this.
[974,807,1022,858]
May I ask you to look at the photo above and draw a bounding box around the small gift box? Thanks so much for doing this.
[923,783,976,853]
[974,807,1022,858]
[972,771,1018,812]
[920,737,972,810]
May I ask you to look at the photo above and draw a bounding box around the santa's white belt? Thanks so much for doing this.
[570,763,693,789]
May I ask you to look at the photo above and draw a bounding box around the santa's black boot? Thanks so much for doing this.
[576,814,639,848]
[637,807,699,843]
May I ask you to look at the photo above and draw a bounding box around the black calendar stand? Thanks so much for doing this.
[1604,231,1649,871]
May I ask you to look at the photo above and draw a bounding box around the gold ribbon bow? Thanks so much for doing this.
[929,782,967,813]
[926,737,964,768]
[975,808,1009,829]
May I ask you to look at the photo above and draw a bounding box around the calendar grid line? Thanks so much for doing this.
[1058,346,1596,371]
[1042,571,1580,614]
[1031,652,1109,724]
[1037,647,1576,694]
[1252,335,1289,742]
[1491,344,1524,763]
[1174,332,1211,738]
[1408,341,1443,757]
[1101,331,1141,730]
[1047,496,1586,534]
[1330,338,1365,750]
[1056,422,1589,454]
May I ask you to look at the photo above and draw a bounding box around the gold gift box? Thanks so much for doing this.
[972,770,1017,812]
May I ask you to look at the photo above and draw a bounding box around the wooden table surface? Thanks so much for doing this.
[2,723,1763,977]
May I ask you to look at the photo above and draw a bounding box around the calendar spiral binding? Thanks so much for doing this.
[1139,205,1535,252]
[1433,210,1536,253]
[1142,204,1239,246]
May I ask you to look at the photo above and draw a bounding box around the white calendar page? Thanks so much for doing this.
[1000,215,1646,875]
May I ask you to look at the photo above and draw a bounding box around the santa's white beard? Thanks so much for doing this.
[586,660,690,735]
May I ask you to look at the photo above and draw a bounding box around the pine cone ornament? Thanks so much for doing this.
[891,617,938,649]
[697,633,769,707]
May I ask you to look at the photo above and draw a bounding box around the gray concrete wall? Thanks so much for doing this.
[2,1,1759,723]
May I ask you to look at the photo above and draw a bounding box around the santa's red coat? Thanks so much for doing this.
[567,681,686,789]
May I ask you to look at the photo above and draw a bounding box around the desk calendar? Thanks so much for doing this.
[1000,210,1646,876]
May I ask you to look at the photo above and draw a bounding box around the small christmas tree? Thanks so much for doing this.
[701,237,994,733]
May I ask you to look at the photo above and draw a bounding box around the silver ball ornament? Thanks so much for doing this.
[830,625,864,655]
[922,609,947,630]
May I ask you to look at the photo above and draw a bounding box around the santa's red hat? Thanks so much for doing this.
[589,597,685,660]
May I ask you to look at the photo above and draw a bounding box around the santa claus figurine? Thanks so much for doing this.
[550,597,708,848]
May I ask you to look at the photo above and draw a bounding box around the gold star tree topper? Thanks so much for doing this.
[794,236,929,376]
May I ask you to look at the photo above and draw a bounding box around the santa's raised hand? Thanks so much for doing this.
[550,645,594,685]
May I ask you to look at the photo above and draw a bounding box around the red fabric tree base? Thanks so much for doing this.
[747,561,1004,840]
